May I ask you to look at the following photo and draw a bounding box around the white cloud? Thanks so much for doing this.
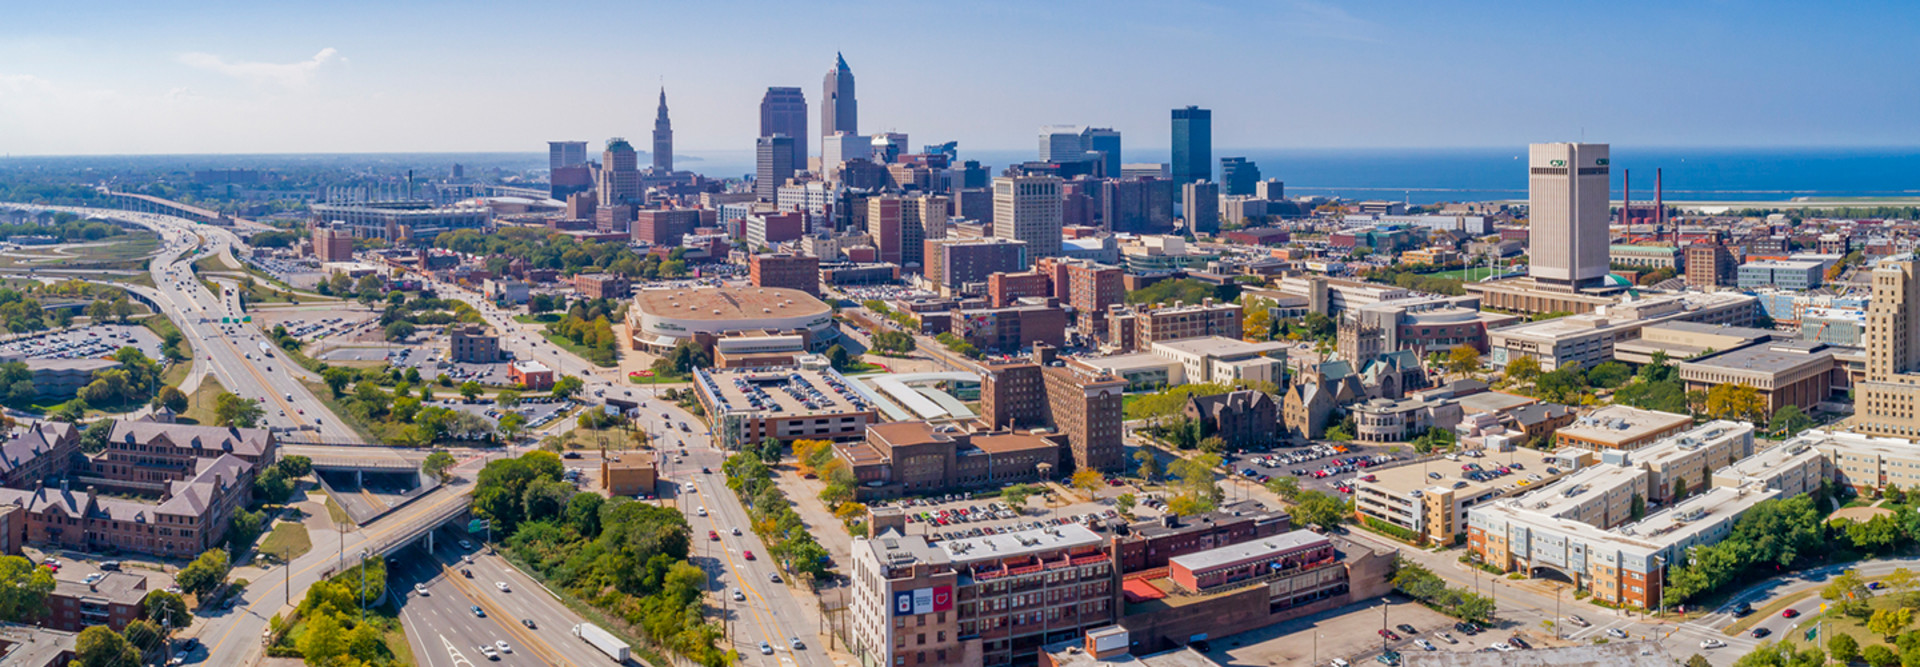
[176,47,340,87]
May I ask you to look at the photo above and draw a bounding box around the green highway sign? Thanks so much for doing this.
[467,519,490,534]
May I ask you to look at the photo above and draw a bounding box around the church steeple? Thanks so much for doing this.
[651,87,673,173]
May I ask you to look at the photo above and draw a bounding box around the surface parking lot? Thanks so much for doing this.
[277,315,370,342]
[444,397,576,428]
[1226,442,1408,497]
[872,493,1138,546]
[0,323,165,362]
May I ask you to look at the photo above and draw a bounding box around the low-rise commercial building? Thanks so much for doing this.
[1738,260,1824,290]
[449,325,502,363]
[1147,337,1286,386]
[1552,406,1694,451]
[508,360,554,390]
[1105,300,1242,353]
[1678,341,1837,414]
[600,455,657,497]
[836,422,1064,498]
[949,301,1069,354]
[1110,501,1290,573]
[482,278,530,304]
[1351,395,1464,443]
[695,366,881,449]
[1487,292,1759,371]
[573,273,631,300]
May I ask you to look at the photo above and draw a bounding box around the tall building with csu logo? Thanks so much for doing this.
[849,522,1117,667]
[1528,142,1611,290]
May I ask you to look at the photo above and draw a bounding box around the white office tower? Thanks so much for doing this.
[1528,142,1611,290]
[993,175,1063,259]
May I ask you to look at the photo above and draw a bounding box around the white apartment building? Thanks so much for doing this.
[993,175,1064,259]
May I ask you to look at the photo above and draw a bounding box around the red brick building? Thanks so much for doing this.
[986,270,1051,307]
[749,254,822,297]
[633,209,702,246]
[509,361,555,390]
[574,273,631,300]
[46,572,147,632]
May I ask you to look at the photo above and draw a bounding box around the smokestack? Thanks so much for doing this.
[1622,168,1630,230]
[1655,168,1664,244]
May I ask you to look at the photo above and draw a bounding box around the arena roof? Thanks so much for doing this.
[632,286,830,322]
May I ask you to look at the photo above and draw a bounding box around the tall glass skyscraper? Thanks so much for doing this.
[1170,106,1212,191]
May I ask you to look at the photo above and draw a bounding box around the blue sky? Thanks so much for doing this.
[1,0,1916,155]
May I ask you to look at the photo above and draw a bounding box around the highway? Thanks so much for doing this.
[637,401,829,666]
[390,534,627,667]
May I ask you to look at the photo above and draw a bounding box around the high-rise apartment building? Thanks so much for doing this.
[1101,177,1176,234]
[905,194,950,268]
[822,53,857,148]
[596,138,641,205]
[981,356,1049,430]
[867,196,907,266]
[651,89,673,172]
[1858,257,1920,439]
[756,135,797,200]
[992,175,1063,259]
[1220,157,1261,196]
[1044,364,1128,473]
[749,253,821,297]
[1528,142,1611,290]
[923,238,1029,293]
[1182,181,1220,234]
[759,87,809,171]
[1170,106,1213,192]
[548,141,587,171]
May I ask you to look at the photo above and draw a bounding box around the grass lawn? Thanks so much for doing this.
[628,370,689,385]
[323,495,353,527]
[139,314,192,387]
[179,377,227,425]
[513,313,561,325]
[535,329,618,367]
[1785,591,1908,651]
[259,521,312,560]
[1422,266,1504,281]
[193,253,239,272]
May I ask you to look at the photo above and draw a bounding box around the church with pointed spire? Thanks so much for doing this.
[651,88,673,173]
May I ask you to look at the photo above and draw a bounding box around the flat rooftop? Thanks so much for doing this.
[1717,442,1822,481]
[632,286,829,321]
[696,366,873,416]
[1149,337,1288,358]
[1684,341,1833,374]
[1555,406,1692,447]
[1074,353,1177,372]
[1457,391,1537,415]
[941,523,1102,565]
[1354,447,1560,501]
[1168,528,1327,572]
[1403,640,1675,667]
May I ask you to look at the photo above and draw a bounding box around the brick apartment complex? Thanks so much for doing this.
[449,325,502,363]
[987,270,1052,308]
[1054,260,1125,336]
[46,572,147,632]
[1110,500,1291,572]
[980,357,1049,431]
[750,254,822,297]
[310,222,355,262]
[0,424,79,489]
[850,524,1118,667]
[924,238,1030,294]
[1043,364,1127,473]
[836,422,1063,497]
[949,301,1069,353]
[573,273,631,300]
[1107,300,1243,352]
[633,209,702,246]
[0,421,275,557]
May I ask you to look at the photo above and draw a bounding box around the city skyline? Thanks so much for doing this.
[3,1,1919,155]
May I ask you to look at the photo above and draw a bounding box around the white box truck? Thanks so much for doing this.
[573,623,630,662]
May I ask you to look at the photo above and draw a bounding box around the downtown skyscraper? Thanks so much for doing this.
[822,53,857,150]
[1527,142,1610,289]
[1171,106,1212,190]
[760,87,809,171]
[652,89,673,172]
[756,135,797,201]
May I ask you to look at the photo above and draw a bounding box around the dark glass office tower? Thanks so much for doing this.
[1170,106,1212,193]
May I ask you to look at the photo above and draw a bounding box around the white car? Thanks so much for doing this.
[698,506,707,517]
[414,583,428,595]
[1414,639,1435,651]
[480,645,499,660]
[495,641,512,654]
[1701,638,1727,649]
[1491,643,1515,652]
[495,581,510,592]
[732,588,745,601]
[1606,628,1629,639]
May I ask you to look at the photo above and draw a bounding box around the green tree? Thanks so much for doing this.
[1864,644,1899,667]
[459,380,483,401]
[142,589,191,628]
[300,612,348,664]
[1292,490,1349,531]
[551,375,584,399]
[1116,493,1137,515]
[1586,361,1631,389]
[1772,405,1814,436]
[152,385,189,413]
[1133,448,1160,482]
[1003,483,1039,512]
[423,450,457,484]
[121,618,161,653]
[73,625,138,667]
[1444,345,1483,378]
[1830,633,1861,665]
[497,390,522,408]
[1266,476,1300,500]
[176,549,231,597]
[1871,607,1913,639]
[0,555,54,623]
[212,392,263,428]
[1505,355,1542,385]
[1672,476,1689,502]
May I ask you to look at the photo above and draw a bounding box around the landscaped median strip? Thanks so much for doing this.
[1722,588,1819,636]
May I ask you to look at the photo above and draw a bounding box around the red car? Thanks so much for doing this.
[1782,609,1800,618]
[743,550,755,561]
[709,530,720,541]
[1379,629,1400,640]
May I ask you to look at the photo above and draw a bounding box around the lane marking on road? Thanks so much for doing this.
[441,634,476,667]
[436,560,562,667]
[692,479,808,663]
